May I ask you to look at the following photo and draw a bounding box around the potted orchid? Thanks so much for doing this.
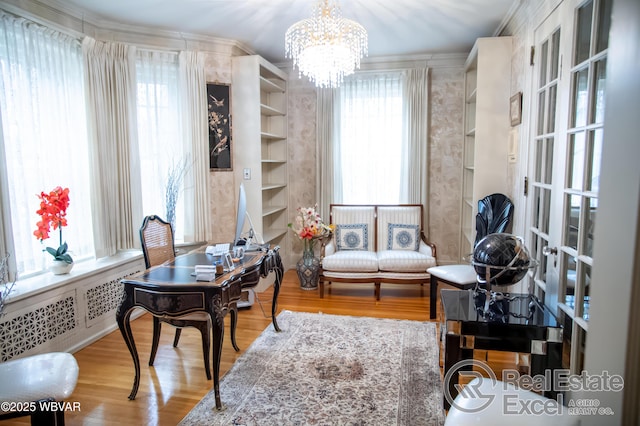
[33,186,74,274]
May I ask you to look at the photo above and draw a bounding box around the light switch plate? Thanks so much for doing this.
[243,168,251,179]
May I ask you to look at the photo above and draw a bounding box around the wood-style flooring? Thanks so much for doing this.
[2,270,515,425]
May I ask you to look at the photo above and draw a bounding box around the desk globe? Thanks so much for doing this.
[470,233,539,322]
[472,233,533,286]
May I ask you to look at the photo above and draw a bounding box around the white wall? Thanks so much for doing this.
[580,0,640,423]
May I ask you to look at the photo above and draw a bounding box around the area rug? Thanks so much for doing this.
[179,310,445,425]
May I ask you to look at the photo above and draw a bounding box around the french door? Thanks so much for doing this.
[526,0,612,374]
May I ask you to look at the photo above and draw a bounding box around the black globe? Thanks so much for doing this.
[472,233,532,285]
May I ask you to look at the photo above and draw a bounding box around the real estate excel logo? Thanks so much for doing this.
[443,359,624,417]
[443,359,498,412]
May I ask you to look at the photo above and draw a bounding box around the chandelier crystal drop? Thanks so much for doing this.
[285,0,368,88]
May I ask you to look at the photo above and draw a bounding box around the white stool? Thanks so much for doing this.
[0,352,79,425]
[428,265,477,319]
[445,377,579,425]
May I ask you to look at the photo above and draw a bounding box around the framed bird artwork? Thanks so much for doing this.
[207,82,232,170]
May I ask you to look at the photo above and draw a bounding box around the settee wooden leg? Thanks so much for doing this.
[374,282,380,300]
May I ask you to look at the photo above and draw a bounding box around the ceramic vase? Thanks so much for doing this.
[50,260,74,275]
[296,243,320,290]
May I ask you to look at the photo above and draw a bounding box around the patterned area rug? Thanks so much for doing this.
[179,310,445,425]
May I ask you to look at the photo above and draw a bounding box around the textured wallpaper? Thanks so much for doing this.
[286,83,318,267]
[428,68,465,264]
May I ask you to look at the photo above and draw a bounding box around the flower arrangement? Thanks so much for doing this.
[33,186,73,264]
[288,205,333,252]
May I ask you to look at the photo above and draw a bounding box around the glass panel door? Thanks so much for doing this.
[527,0,611,375]
[528,8,562,309]
[558,0,611,374]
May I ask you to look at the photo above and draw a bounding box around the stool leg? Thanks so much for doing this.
[430,275,437,319]
[31,398,65,426]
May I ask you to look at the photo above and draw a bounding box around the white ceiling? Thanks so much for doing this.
[55,0,517,64]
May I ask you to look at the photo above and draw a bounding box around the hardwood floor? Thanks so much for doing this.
[2,270,512,425]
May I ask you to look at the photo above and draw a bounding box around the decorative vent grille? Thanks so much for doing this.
[86,278,124,321]
[0,296,76,362]
[85,270,139,328]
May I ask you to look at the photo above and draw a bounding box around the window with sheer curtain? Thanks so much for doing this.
[135,50,187,241]
[337,72,405,204]
[0,11,94,277]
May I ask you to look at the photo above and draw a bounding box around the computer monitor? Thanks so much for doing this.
[234,183,247,247]
[233,183,265,250]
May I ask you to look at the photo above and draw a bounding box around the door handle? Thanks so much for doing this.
[542,246,558,267]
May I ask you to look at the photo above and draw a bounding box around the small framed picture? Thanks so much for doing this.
[223,252,234,271]
[510,92,523,127]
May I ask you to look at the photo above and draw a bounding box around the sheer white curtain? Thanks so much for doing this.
[0,11,94,276]
[83,36,141,257]
[402,68,430,227]
[135,50,209,243]
[179,51,209,243]
[135,50,183,237]
[337,72,404,204]
[316,88,340,222]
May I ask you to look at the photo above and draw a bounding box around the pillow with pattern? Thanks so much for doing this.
[336,224,368,251]
[387,224,420,251]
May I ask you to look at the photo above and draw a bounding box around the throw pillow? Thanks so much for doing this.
[387,223,420,251]
[336,224,368,251]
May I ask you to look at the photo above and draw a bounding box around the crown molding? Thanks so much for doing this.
[1,0,253,55]
[275,52,466,75]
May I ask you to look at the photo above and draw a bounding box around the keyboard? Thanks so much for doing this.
[205,243,230,256]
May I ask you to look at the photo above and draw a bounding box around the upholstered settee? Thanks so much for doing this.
[319,204,437,299]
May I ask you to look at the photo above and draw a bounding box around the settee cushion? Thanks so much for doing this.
[331,206,376,251]
[376,205,423,252]
[321,250,379,273]
[387,223,420,250]
[336,223,369,251]
[378,247,436,272]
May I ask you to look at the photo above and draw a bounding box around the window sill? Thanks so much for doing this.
[5,250,144,304]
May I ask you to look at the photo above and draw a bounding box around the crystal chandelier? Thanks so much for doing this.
[285,0,368,88]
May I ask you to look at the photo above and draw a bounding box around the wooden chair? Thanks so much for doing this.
[139,215,212,380]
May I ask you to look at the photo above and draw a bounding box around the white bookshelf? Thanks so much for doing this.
[459,37,513,259]
[232,55,289,253]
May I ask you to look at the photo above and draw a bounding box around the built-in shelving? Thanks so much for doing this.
[459,37,513,260]
[232,55,289,258]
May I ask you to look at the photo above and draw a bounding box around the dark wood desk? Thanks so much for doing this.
[117,246,283,410]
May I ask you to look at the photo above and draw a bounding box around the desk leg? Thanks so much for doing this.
[229,303,239,352]
[532,341,563,402]
[271,261,283,332]
[116,300,140,400]
[443,333,473,410]
[211,310,224,411]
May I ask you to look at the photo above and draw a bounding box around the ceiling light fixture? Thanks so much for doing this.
[285,0,367,88]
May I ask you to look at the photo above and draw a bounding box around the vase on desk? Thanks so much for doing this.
[296,241,320,290]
